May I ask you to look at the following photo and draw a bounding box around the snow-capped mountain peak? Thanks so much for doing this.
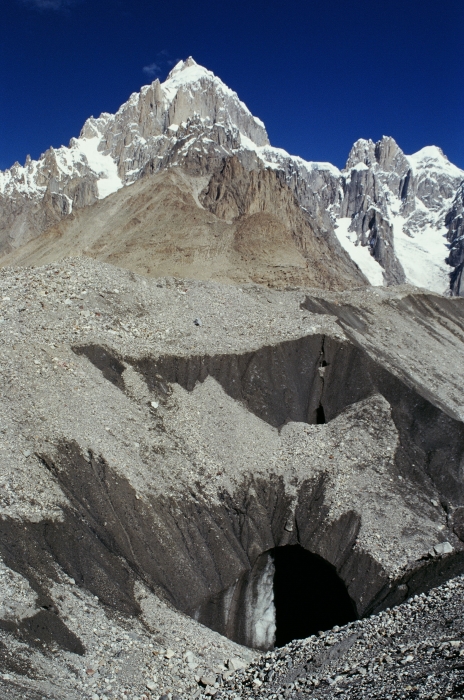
[406,145,464,179]
[166,56,199,76]
[335,136,464,292]
[1,59,463,297]
[0,58,272,206]
[0,58,340,253]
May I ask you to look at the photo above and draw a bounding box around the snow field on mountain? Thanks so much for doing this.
[391,214,450,293]
[407,146,464,180]
[75,137,123,198]
[334,218,384,286]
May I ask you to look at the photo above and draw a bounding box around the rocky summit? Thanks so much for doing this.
[1,59,464,700]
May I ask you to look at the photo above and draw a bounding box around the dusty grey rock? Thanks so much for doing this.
[220,574,464,699]
[201,674,217,687]
[227,659,247,672]
[433,542,453,556]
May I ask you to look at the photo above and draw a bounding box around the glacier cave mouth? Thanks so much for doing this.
[205,543,359,651]
[272,545,357,647]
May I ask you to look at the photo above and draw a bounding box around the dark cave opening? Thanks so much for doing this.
[272,545,357,647]
[316,404,326,424]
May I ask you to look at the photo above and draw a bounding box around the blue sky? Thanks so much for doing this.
[1,0,463,171]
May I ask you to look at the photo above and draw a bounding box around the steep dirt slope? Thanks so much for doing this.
[0,163,367,291]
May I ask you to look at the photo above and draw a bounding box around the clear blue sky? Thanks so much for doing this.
[1,0,463,172]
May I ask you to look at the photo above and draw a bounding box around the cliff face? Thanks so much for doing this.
[446,184,464,295]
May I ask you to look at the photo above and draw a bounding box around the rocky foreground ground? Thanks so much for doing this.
[1,257,464,699]
[220,574,464,700]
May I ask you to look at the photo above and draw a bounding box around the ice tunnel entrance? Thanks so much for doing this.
[272,545,357,647]
[212,545,358,650]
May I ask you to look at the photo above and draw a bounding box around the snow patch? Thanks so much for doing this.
[239,134,341,177]
[163,59,237,103]
[391,214,450,294]
[75,137,122,199]
[334,218,384,286]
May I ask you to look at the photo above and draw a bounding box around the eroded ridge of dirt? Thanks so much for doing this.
[1,257,464,698]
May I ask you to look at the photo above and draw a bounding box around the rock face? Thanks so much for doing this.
[446,183,464,295]
[2,257,464,697]
[1,58,462,294]
[334,138,464,291]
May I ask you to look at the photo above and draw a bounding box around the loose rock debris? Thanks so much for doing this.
[1,258,464,699]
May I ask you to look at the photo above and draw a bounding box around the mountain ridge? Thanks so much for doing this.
[1,57,463,294]
[0,161,367,291]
